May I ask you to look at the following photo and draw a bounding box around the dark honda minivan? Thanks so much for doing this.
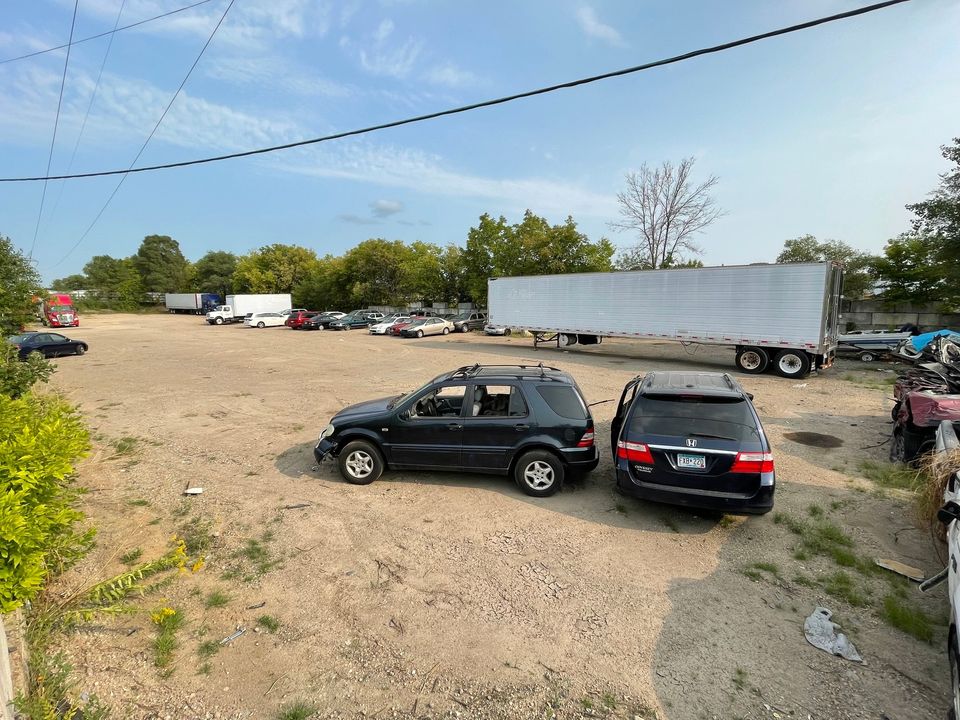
[314,364,599,496]
[611,371,774,514]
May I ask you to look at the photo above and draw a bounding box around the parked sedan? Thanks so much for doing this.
[302,311,344,330]
[244,312,286,328]
[389,318,417,336]
[400,317,454,338]
[484,324,513,336]
[329,311,382,330]
[9,331,88,359]
[370,315,409,335]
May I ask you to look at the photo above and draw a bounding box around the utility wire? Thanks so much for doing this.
[3,0,911,186]
[43,0,129,237]
[50,0,236,269]
[0,0,216,65]
[28,0,79,261]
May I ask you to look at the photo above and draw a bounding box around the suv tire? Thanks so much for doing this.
[735,347,769,374]
[773,349,811,378]
[514,450,563,497]
[338,440,384,485]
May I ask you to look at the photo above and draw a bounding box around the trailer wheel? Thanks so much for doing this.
[773,349,811,378]
[558,334,578,347]
[859,351,876,362]
[503,328,511,336]
[735,347,769,374]
[215,317,224,325]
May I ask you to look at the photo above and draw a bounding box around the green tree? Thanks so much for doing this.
[775,235,874,299]
[463,211,614,304]
[0,234,42,335]
[192,251,237,297]
[906,138,960,305]
[234,245,320,294]
[869,234,942,304]
[340,239,415,306]
[293,255,347,310]
[132,235,189,293]
[82,256,143,310]
[49,274,88,291]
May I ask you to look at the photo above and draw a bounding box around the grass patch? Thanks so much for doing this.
[179,516,216,556]
[601,692,617,709]
[718,514,736,529]
[793,573,817,588]
[110,436,139,456]
[821,571,869,607]
[881,595,934,642]
[204,590,230,609]
[858,460,919,490]
[151,607,185,669]
[579,697,594,710]
[198,662,212,675]
[197,640,220,659]
[275,701,318,720]
[258,614,280,633]
[119,548,143,566]
[127,498,150,507]
[614,503,627,515]
[732,667,747,691]
[807,504,824,518]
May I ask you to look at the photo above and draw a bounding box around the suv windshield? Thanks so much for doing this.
[630,395,758,441]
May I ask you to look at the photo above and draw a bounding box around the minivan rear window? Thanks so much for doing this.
[536,385,587,419]
[629,395,758,441]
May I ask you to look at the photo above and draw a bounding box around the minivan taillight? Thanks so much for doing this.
[617,440,654,464]
[730,452,774,473]
[576,431,594,448]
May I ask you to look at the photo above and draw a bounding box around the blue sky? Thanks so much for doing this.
[1,0,958,283]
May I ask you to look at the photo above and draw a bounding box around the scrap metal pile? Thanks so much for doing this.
[889,331,960,463]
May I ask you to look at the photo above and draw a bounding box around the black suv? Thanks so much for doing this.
[611,371,774,514]
[314,364,599,496]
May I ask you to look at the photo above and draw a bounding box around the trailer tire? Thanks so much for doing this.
[773,349,811,378]
[503,328,511,336]
[859,351,876,362]
[215,317,224,325]
[558,334,578,347]
[735,347,769,374]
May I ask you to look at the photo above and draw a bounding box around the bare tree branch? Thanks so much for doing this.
[609,157,723,270]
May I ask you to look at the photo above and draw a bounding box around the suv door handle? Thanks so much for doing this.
[514,424,530,431]
[448,423,462,431]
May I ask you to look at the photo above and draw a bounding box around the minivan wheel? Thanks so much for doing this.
[735,347,769,374]
[338,440,384,485]
[257,321,265,328]
[773,349,811,378]
[514,450,564,497]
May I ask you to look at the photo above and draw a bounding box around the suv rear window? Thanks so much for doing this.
[629,395,758,441]
[536,385,587,419]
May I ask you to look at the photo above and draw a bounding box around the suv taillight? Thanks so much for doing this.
[617,440,654,464]
[576,431,594,448]
[730,452,774,473]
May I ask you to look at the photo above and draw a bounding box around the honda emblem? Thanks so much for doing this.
[685,438,697,447]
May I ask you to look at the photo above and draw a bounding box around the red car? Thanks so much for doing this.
[389,318,417,336]
[285,311,317,329]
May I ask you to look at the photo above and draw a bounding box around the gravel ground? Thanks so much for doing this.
[37,313,952,720]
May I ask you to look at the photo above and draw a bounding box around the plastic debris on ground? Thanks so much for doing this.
[803,607,862,662]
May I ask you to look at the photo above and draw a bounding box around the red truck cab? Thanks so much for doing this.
[42,294,80,328]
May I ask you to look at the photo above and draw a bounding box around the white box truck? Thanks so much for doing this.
[487,262,843,379]
[205,294,292,325]
[165,293,221,315]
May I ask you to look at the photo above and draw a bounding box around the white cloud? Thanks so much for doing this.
[358,35,422,79]
[371,199,403,217]
[575,6,625,47]
[374,19,394,42]
[425,62,480,88]
[204,56,354,98]
[339,213,381,225]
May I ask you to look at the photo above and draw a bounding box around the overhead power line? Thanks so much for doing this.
[28,0,79,261]
[9,0,909,186]
[0,0,216,65]
[50,0,236,269]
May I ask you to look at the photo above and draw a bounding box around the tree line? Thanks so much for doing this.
[38,136,960,312]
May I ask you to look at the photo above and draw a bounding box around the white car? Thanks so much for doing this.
[370,315,409,335]
[244,312,286,328]
[484,324,513,336]
[935,421,960,717]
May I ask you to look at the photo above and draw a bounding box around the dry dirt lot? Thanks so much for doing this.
[40,313,951,720]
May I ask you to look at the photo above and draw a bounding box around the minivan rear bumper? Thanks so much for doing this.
[616,467,774,514]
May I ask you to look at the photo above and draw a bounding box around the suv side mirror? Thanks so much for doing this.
[938,501,960,527]
[746,393,754,401]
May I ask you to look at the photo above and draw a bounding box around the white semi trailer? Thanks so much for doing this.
[487,262,843,379]
[205,294,292,325]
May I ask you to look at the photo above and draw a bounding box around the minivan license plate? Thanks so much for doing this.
[677,453,706,470]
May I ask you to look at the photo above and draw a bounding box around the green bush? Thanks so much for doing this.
[0,393,92,612]
[0,343,53,399]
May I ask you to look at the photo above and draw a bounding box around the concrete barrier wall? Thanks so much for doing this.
[842,300,960,330]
